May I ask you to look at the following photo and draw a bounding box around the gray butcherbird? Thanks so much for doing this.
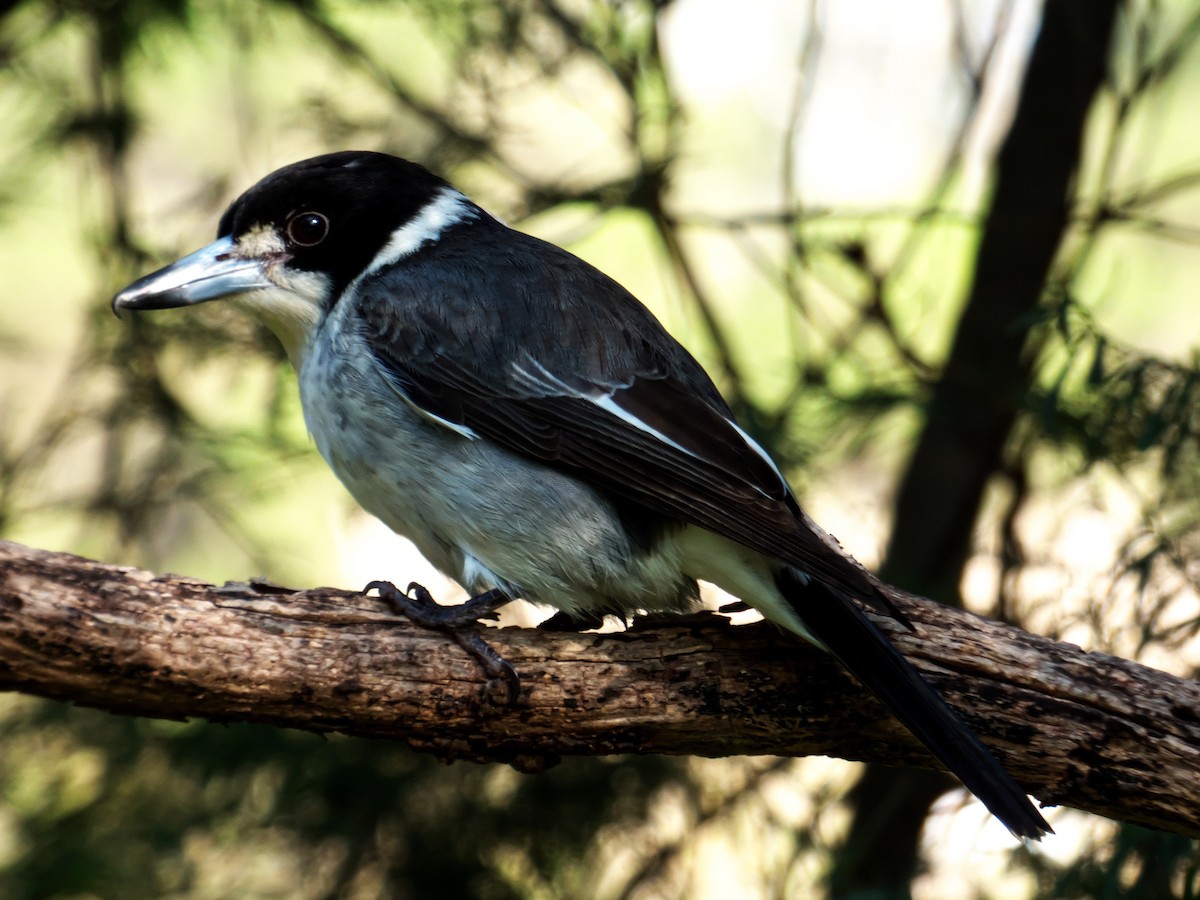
[113,151,1050,840]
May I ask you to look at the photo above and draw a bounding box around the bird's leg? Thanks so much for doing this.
[366,580,520,704]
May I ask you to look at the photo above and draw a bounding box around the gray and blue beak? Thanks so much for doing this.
[112,236,272,316]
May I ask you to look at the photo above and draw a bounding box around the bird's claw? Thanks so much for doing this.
[449,629,521,705]
[366,580,519,704]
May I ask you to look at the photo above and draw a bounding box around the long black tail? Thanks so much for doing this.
[775,567,1051,840]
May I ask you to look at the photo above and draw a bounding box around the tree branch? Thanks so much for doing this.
[1,539,1196,836]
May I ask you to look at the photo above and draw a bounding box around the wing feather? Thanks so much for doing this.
[356,226,884,605]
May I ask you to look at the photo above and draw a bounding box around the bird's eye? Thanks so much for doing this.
[285,212,329,247]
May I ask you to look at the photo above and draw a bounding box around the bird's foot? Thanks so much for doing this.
[366,580,520,704]
[717,600,752,613]
[537,610,606,632]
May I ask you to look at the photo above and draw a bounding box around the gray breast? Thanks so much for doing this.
[296,299,698,615]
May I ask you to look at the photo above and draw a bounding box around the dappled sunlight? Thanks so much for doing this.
[1,0,1198,896]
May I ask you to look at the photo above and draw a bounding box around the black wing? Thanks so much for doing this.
[356,225,883,606]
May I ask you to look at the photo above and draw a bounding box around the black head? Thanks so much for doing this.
[215,151,456,297]
[112,151,479,364]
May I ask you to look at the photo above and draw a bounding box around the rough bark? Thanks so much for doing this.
[0,539,1196,837]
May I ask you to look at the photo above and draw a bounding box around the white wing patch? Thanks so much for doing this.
[588,394,695,458]
[510,355,785,498]
[729,421,789,493]
[509,355,577,395]
[381,376,480,440]
[408,404,480,440]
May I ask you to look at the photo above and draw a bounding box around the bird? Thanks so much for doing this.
[112,150,1050,840]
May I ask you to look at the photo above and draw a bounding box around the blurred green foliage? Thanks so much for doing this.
[0,0,1199,896]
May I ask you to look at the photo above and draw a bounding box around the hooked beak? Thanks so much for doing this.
[112,235,273,317]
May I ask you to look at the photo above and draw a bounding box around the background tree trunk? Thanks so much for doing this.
[832,2,1123,894]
